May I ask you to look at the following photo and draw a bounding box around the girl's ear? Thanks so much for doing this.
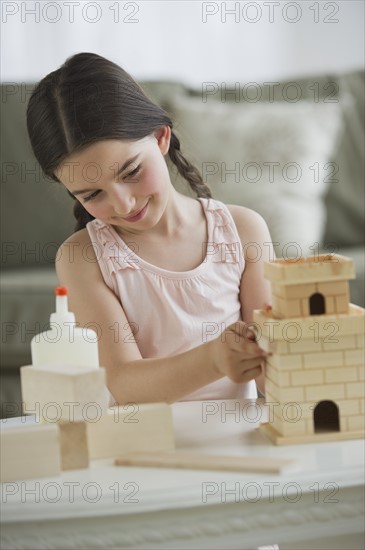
[153,126,171,156]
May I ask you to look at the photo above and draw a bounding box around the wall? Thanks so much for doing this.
[1,0,364,86]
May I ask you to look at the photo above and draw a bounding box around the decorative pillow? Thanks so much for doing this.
[168,95,345,257]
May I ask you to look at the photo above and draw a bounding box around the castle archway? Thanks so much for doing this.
[310,293,325,315]
[313,400,340,433]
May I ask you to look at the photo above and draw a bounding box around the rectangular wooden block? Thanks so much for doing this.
[316,280,349,295]
[254,304,364,341]
[264,255,355,285]
[274,283,317,299]
[265,378,304,402]
[346,383,365,399]
[0,422,61,482]
[86,403,175,460]
[305,384,345,401]
[290,368,324,386]
[347,415,365,431]
[325,366,358,384]
[58,421,89,470]
[322,335,356,351]
[344,349,364,366]
[303,351,343,369]
[334,294,350,314]
[21,364,109,422]
[288,338,322,354]
[265,364,290,387]
[269,353,303,370]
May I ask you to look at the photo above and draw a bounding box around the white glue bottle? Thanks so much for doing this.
[31,286,99,368]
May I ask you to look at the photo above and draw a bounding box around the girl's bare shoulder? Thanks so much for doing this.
[225,204,270,243]
[55,227,99,280]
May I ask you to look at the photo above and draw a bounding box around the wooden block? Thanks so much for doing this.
[322,335,356,351]
[356,334,365,348]
[269,353,303,370]
[291,368,324,386]
[86,403,175,460]
[346,383,365,399]
[323,296,335,315]
[325,366,358,384]
[265,378,304,402]
[317,280,349,295]
[336,398,360,416]
[283,298,302,318]
[281,283,317,299]
[0,423,60,482]
[272,415,307,437]
[259,421,364,445]
[288,338,322,354]
[254,304,364,340]
[265,364,290,387]
[263,255,355,285]
[115,451,297,474]
[305,384,345,401]
[347,415,365,431]
[257,334,289,354]
[303,351,343,369]
[335,294,350,314]
[20,364,109,422]
[344,349,364,366]
[58,421,89,470]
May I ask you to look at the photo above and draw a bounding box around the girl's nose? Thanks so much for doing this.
[109,187,135,217]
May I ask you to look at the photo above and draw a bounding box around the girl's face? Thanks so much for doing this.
[55,126,172,233]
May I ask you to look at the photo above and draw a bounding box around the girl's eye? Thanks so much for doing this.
[83,190,101,203]
[82,163,142,202]
[125,164,141,180]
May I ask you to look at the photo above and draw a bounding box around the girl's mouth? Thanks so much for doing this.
[123,200,149,222]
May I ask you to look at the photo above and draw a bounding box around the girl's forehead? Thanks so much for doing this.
[55,136,153,182]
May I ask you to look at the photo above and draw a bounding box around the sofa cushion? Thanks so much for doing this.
[169,95,344,256]
[0,267,59,368]
[1,84,76,270]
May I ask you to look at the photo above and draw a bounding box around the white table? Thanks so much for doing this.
[1,399,364,550]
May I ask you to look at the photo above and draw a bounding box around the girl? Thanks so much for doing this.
[26,52,274,405]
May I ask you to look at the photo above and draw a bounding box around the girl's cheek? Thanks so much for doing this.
[141,175,159,194]
[83,202,110,219]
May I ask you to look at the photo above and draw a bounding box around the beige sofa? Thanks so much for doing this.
[1,71,364,416]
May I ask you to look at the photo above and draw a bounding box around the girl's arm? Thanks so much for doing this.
[56,229,267,405]
[227,205,276,396]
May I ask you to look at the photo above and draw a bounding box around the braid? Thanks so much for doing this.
[66,190,95,231]
[168,130,212,199]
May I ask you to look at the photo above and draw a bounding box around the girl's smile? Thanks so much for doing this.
[119,198,150,222]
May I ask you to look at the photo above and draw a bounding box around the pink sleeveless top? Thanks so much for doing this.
[86,198,257,401]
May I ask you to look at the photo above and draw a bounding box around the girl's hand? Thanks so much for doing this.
[208,321,269,383]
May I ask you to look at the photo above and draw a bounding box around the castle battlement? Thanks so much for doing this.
[264,254,355,285]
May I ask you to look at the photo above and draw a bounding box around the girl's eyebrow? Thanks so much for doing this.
[71,153,140,196]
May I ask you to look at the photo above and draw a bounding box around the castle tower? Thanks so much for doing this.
[253,254,365,444]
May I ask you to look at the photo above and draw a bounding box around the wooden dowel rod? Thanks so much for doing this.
[115,452,296,474]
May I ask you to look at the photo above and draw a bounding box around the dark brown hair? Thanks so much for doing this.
[26,52,212,231]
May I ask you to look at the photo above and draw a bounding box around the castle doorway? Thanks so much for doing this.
[310,293,325,314]
[313,401,340,433]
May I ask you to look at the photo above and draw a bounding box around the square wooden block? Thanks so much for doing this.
[21,364,109,422]
[87,402,175,460]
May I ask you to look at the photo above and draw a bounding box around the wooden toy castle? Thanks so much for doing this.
[254,253,365,445]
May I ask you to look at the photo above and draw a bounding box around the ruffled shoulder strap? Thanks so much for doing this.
[86,218,141,295]
[200,198,245,273]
